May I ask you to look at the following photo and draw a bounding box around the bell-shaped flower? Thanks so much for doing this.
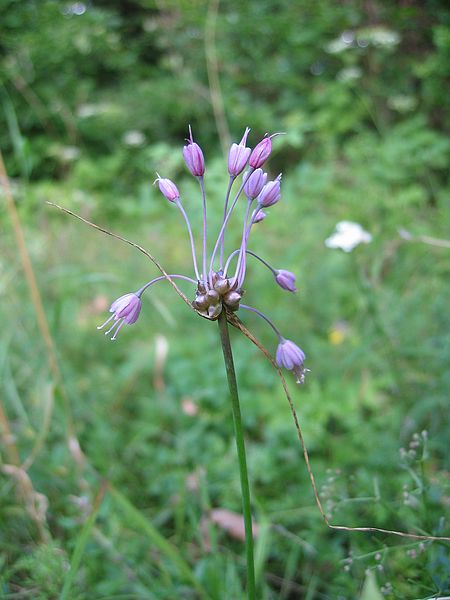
[253,209,266,223]
[97,293,142,340]
[275,269,296,292]
[228,127,251,176]
[154,175,180,202]
[276,338,307,384]
[258,174,281,207]
[244,168,267,199]
[249,135,272,168]
[183,125,205,176]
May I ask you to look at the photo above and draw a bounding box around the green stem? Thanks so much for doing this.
[217,309,256,600]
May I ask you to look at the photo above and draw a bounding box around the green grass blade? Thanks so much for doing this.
[109,486,209,599]
[59,482,107,600]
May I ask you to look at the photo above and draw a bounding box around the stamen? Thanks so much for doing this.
[97,314,115,330]
[111,320,125,340]
[105,318,121,337]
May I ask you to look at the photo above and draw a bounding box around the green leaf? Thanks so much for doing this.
[59,482,107,600]
[109,486,210,599]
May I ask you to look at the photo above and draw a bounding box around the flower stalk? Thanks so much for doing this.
[217,309,256,600]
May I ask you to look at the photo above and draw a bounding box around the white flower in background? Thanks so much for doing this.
[326,26,400,54]
[77,103,105,118]
[123,130,146,146]
[60,146,80,162]
[325,221,372,252]
[364,26,400,48]
[337,67,362,82]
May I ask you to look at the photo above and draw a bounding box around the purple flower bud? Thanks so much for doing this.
[154,175,180,202]
[182,125,205,176]
[97,293,142,340]
[275,269,297,292]
[258,174,281,207]
[249,135,272,168]
[228,127,251,176]
[244,168,267,199]
[253,209,266,223]
[276,339,307,384]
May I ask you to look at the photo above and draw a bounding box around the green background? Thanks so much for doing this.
[1,1,449,598]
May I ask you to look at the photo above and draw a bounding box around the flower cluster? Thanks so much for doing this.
[98,126,308,383]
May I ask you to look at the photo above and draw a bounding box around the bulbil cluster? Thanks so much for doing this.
[98,126,308,383]
[192,273,243,319]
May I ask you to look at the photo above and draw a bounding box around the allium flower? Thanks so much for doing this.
[249,134,273,168]
[244,168,267,199]
[325,221,372,252]
[154,175,179,202]
[183,125,205,177]
[99,126,307,382]
[276,339,307,384]
[258,175,281,207]
[253,209,266,223]
[275,269,297,292]
[97,293,142,340]
[228,127,251,177]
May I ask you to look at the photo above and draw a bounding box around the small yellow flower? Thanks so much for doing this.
[328,321,349,345]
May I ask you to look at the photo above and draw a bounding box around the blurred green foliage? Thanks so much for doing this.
[1,0,449,598]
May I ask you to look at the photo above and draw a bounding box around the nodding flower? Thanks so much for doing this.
[183,125,205,177]
[97,293,142,340]
[248,132,284,169]
[98,126,307,382]
[244,168,267,199]
[275,269,297,292]
[258,174,282,207]
[228,127,252,177]
[154,174,179,202]
[253,209,266,223]
[276,339,308,384]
